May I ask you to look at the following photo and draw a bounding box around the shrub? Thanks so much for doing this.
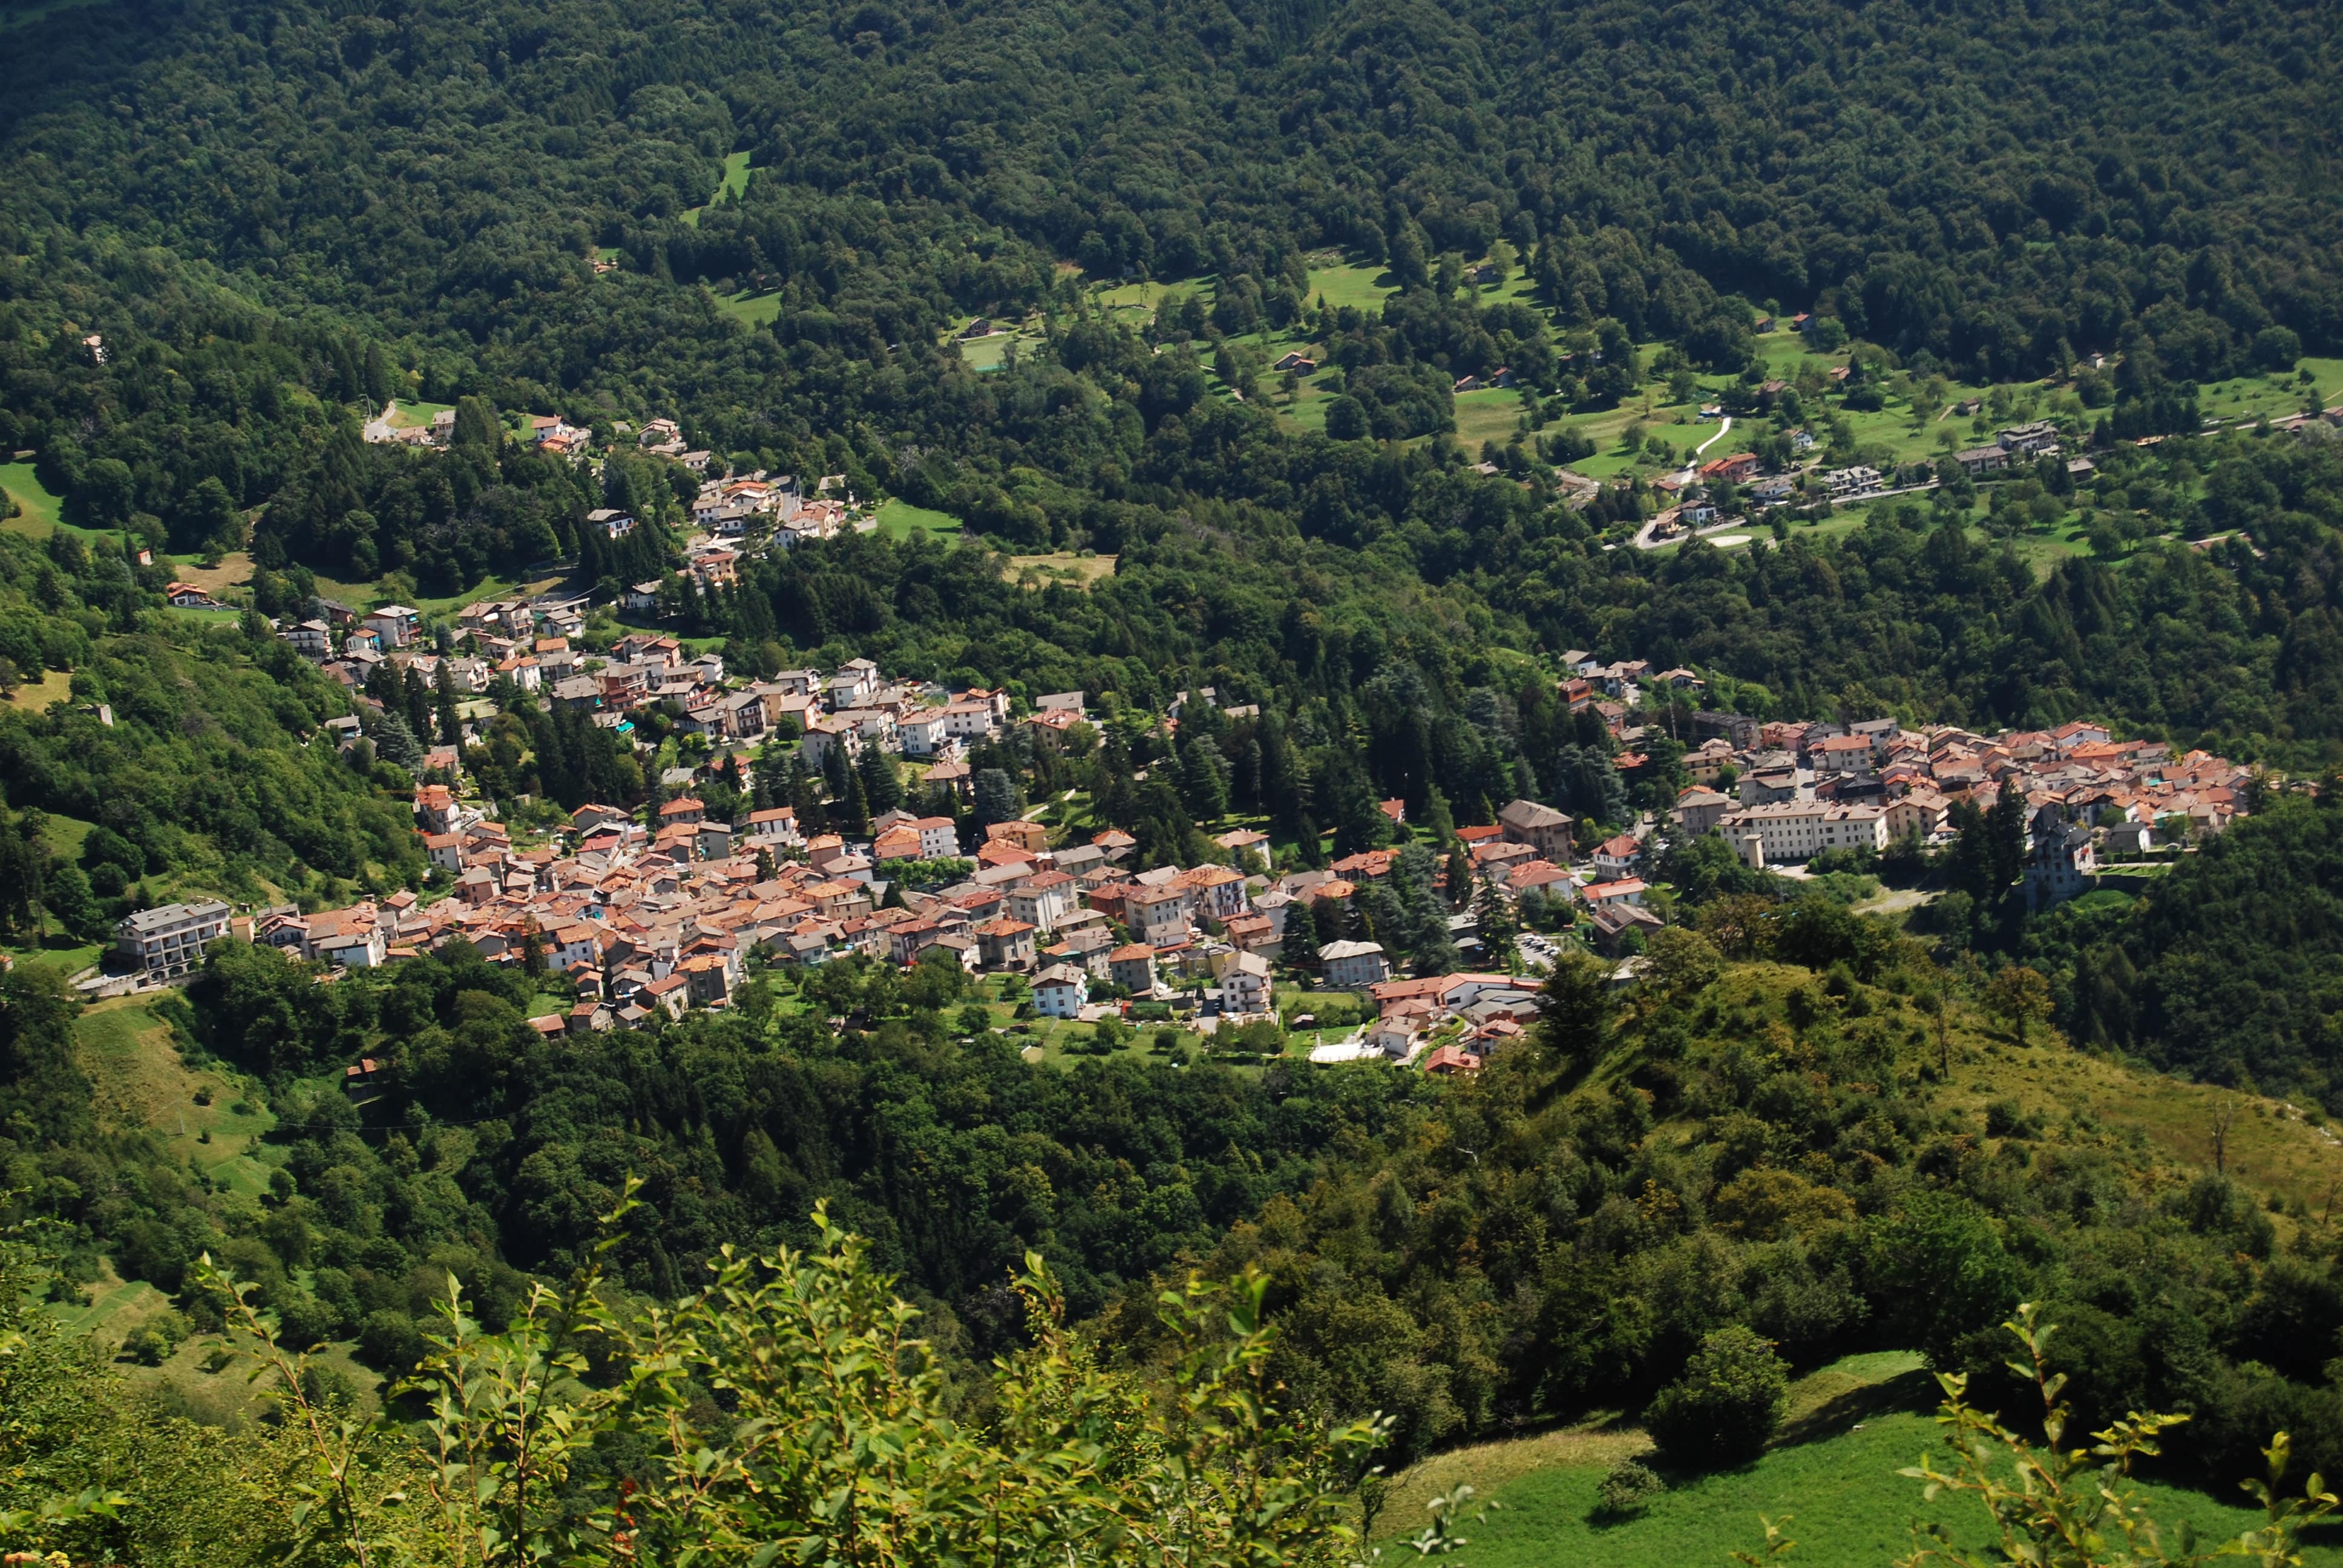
[1644,1325,1789,1468]
[1595,1457,1665,1517]
[1984,1099,2040,1138]
[273,1289,342,1350]
[358,1308,427,1373]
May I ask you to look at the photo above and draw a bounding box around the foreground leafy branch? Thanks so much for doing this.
[1892,1304,2338,1568]
[194,1178,1394,1567]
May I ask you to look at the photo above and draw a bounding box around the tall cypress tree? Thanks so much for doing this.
[1282,895,1319,969]
[434,661,462,746]
[841,765,871,838]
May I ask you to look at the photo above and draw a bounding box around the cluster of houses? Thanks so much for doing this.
[277,455,881,694]
[1414,655,2258,952]
[110,759,1645,1082]
[621,470,870,611]
[1609,413,2102,544]
[117,610,2261,1086]
[1320,970,1551,1074]
[280,595,605,700]
[361,405,718,471]
[1951,419,2069,478]
[1570,688,2250,918]
[113,786,1299,1039]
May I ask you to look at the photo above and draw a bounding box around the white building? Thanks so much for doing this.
[908,815,960,859]
[314,926,388,970]
[746,807,802,847]
[898,711,952,756]
[287,619,333,659]
[1319,939,1391,988]
[2026,821,2098,910]
[1127,886,1190,947]
[939,700,1000,741]
[1034,962,1089,1018]
[364,604,420,649]
[117,900,231,978]
[1220,950,1273,1016]
[1719,802,1888,862]
[827,658,881,707]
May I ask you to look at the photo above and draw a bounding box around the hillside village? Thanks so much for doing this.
[92,394,2262,1076]
[110,610,2257,1074]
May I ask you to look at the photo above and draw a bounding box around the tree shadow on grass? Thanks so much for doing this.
[1772,1365,1939,1449]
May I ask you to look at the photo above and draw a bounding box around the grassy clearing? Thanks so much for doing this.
[714,150,752,202]
[1306,258,1400,315]
[1761,495,2114,584]
[284,561,560,620]
[2198,358,2342,428]
[122,1330,384,1423]
[875,498,962,541]
[1438,1408,2341,1566]
[716,289,784,328]
[0,0,108,33]
[0,459,68,534]
[1004,552,1115,587]
[170,552,254,597]
[681,151,752,228]
[76,996,282,1198]
[1952,1030,2343,1215]
[1092,279,1196,317]
[53,1263,385,1426]
[958,330,1050,371]
[4,936,103,974]
[51,1261,172,1344]
[1701,961,2343,1221]
[1377,1348,2343,1565]
[2,667,73,709]
[381,399,453,430]
[426,572,566,618]
[1453,388,1529,448]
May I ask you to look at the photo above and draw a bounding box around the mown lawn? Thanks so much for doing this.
[716,288,784,328]
[875,498,962,541]
[1444,1409,2343,1567]
[2,667,74,710]
[1306,258,1399,314]
[1453,387,1529,449]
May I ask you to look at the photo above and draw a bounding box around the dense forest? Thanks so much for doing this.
[2025,796,2343,1107]
[0,528,424,941]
